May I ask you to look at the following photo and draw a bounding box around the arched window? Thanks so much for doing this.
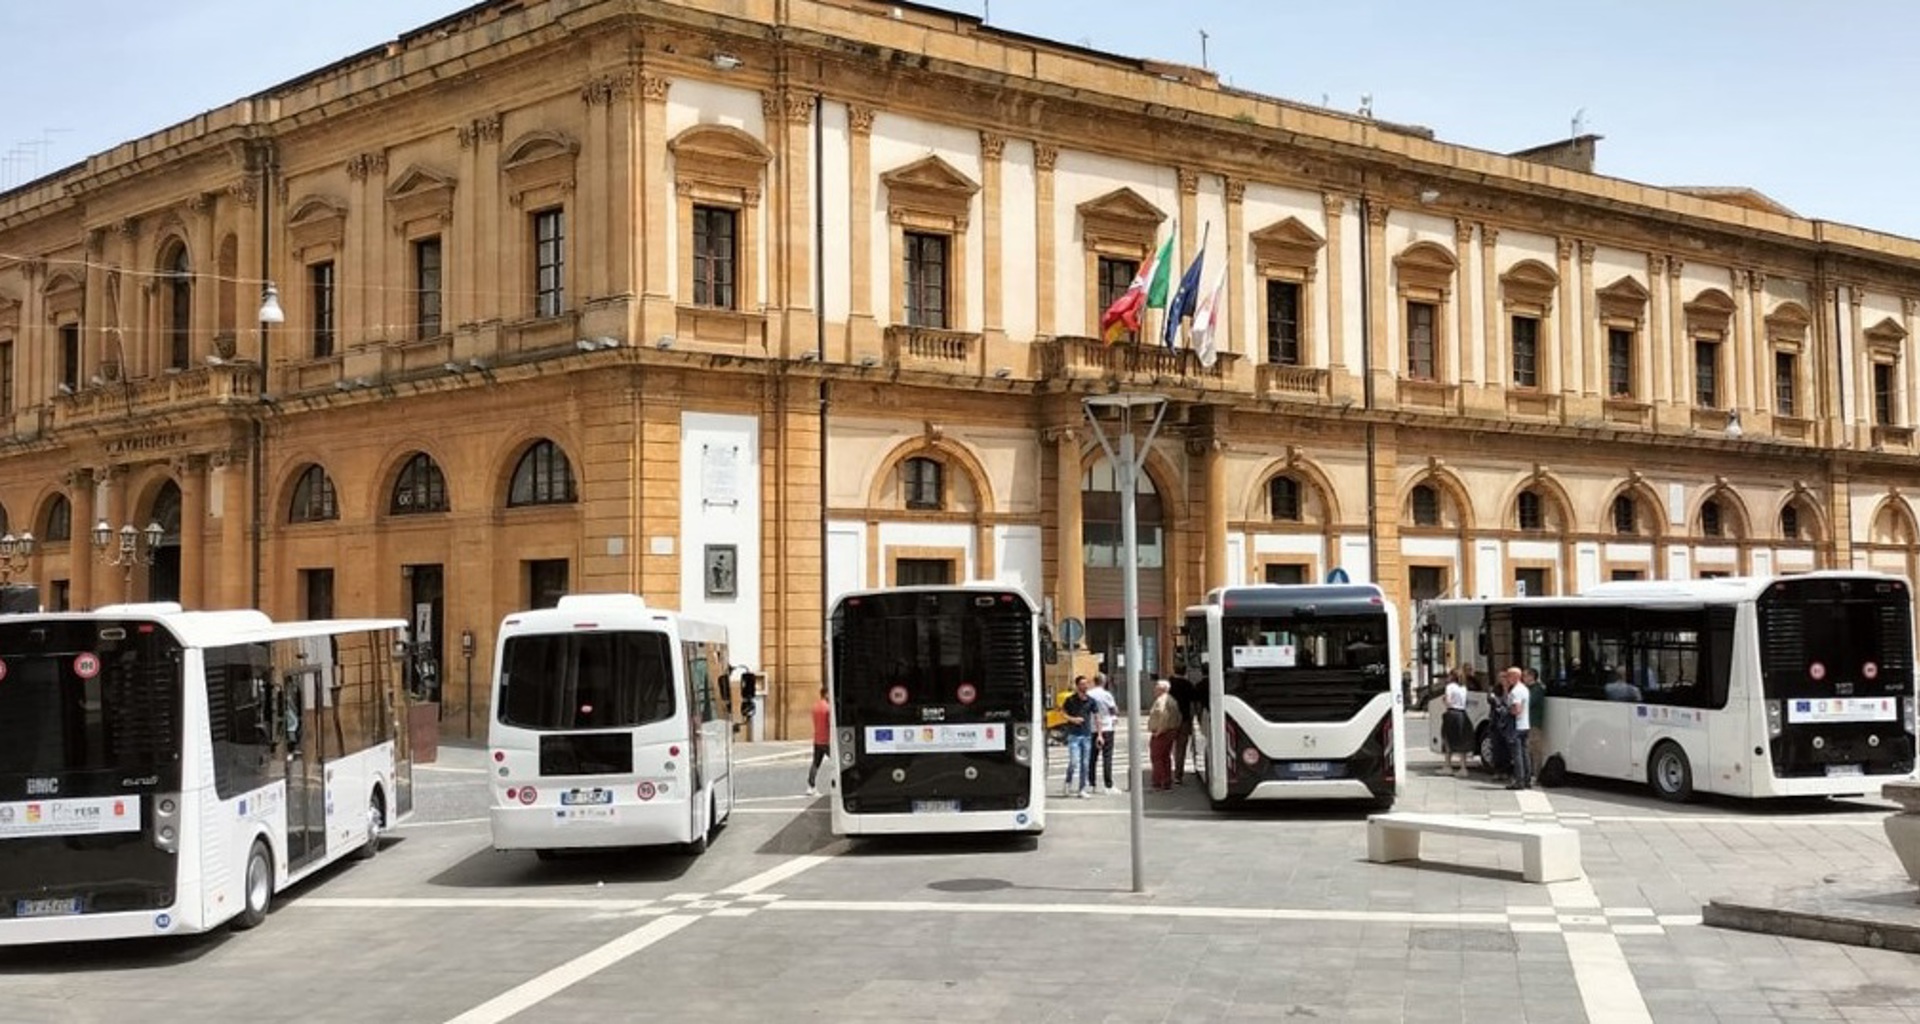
[903,456,944,510]
[1269,476,1302,522]
[1516,490,1544,531]
[1410,484,1439,527]
[164,243,192,370]
[1612,494,1637,535]
[44,495,71,542]
[1701,499,1723,538]
[1780,505,1801,541]
[289,465,339,523]
[508,439,577,507]
[391,452,449,514]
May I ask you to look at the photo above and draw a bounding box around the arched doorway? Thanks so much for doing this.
[1082,455,1165,702]
[147,480,182,603]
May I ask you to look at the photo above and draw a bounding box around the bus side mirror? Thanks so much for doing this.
[1040,625,1059,666]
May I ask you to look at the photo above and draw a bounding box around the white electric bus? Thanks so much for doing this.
[0,604,412,945]
[1418,572,1919,801]
[828,584,1046,837]
[1180,584,1404,809]
[488,594,734,858]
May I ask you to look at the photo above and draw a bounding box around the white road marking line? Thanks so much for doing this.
[391,817,489,830]
[1587,814,1883,827]
[717,852,840,896]
[1535,791,1654,1024]
[762,900,1512,926]
[302,897,659,910]
[442,914,699,1024]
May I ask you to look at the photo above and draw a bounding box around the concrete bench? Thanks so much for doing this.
[1366,812,1582,884]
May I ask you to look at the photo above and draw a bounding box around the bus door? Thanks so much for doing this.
[280,663,328,869]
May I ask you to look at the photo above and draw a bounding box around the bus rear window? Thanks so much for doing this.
[498,632,676,730]
[0,621,183,776]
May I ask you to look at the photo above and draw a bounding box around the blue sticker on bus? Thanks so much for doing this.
[873,728,894,742]
[154,913,171,931]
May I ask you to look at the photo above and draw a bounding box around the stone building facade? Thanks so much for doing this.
[3,0,1919,738]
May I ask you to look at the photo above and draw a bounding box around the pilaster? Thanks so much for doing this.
[1034,144,1058,338]
[1224,179,1245,364]
[1478,225,1500,395]
[979,131,1006,351]
[67,469,95,610]
[848,107,878,355]
[175,455,208,609]
[1364,202,1391,404]
[639,76,674,339]
[1050,424,1084,628]
[1322,193,1348,385]
[1453,220,1478,389]
[765,88,818,358]
[1555,237,1576,399]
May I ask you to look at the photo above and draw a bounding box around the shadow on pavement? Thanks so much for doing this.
[1535,772,1892,816]
[0,928,230,972]
[424,842,697,889]
[752,799,841,856]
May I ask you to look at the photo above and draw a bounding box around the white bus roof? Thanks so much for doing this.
[499,593,727,642]
[1424,570,1909,615]
[830,583,1039,613]
[4,605,406,649]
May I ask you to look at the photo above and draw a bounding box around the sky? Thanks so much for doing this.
[5,1,1919,239]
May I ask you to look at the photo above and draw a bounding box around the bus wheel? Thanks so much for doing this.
[1476,724,1498,770]
[1538,755,1567,788]
[233,840,273,931]
[682,797,713,855]
[1648,742,1694,802]
[354,790,386,861]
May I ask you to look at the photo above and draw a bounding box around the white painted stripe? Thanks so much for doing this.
[443,914,699,1024]
[416,764,492,775]
[1612,924,1667,935]
[1562,931,1652,1024]
[1587,814,1882,827]
[391,817,489,830]
[302,897,658,910]
[1509,922,1561,934]
[763,899,1511,926]
[717,853,838,896]
[1657,914,1704,926]
[1514,788,1554,815]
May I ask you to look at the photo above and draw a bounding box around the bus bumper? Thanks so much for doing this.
[490,803,690,852]
[831,806,1044,837]
[0,905,190,946]
[1244,779,1378,801]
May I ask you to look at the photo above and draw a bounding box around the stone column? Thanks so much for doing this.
[99,466,128,605]
[1199,436,1228,592]
[980,132,1006,354]
[175,455,207,609]
[1321,194,1346,378]
[637,77,672,337]
[1453,220,1477,389]
[68,469,95,610]
[1732,269,1753,416]
[1051,426,1084,628]
[1365,203,1391,403]
[765,88,817,359]
[1752,271,1772,424]
[1224,179,1245,364]
[1479,225,1500,389]
[847,107,876,353]
[1034,145,1058,339]
[1556,237,1575,399]
[1579,242,1598,397]
[1647,255,1670,416]
[215,450,250,609]
[1667,258,1687,408]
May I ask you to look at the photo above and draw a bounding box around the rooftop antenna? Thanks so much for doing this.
[1358,93,1373,118]
[1571,107,1586,138]
[1199,29,1210,69]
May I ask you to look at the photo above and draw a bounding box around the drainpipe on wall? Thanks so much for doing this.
[250,138,276,611]
[1357,189,1381,586]
[814,91,829,734]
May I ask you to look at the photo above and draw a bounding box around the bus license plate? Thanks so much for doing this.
[912,799,961,814]
[16,898,80,917]
[1289,762,1333,778]
[1825,764,1865,778]
[561,788,613,806]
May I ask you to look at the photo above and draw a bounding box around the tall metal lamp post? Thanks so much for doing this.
[1083,391,1169,894]
[94,519,164,587]
[0,531,34,584]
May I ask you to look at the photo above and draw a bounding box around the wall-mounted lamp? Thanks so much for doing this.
[335,380,354,392]
[993,366,1013,379]
[655,336,676,350]
[576,338,600,352]
[206,354,226,367]
[443,361,465,375]
[1417,188,1441,205]
[55,383,73,396]
[1724,409,1743,439]
[711,52,744,71]
[798,350,819,363]
[858,354,880,368]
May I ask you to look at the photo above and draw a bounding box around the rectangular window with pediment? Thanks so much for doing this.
[0,340,12,416]
[692,205,739,310]
[1607,328,1634,399]
[59,323,80,392]
[1406,301,1437,380]
[415,238,443,340]
[1874,361,1898,426]
[1694,339,1720,408]
[309,261,336,359]
[1098,256,1138,343]
[1511,315,1539,389]
[1775,351,1797,417]
[1268,281,1301,365]
[905,231,949,329]
[533,208,565,318]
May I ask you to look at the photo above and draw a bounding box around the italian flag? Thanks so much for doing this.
[1100,231,1175,344]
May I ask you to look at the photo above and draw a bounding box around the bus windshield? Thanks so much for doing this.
[1759,578,1913,698]
[833,590,1034,723]
[1221,615,1391,682]
[497,631,676,730]
[0,620,184,778]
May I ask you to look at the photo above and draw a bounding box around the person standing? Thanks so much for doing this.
[1061,675,1096,797]
[1147,679,1182,791]
[1168,664,1198,785]
[1440,670,1472,777]
[1086,673,1118,793]
[1504,666,1532,790]
[806,685,831,796]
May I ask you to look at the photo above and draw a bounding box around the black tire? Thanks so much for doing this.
[1367,795,1396,813]
[353,789,385,861]
[1476,723,1497,770]
[1648,741,1694,802]
[1538,755,1568,788]
[682,796,713,855]
[233,840,273,931]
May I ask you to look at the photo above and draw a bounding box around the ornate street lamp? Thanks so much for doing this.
[94,518,164,584]
[0,531,34,584]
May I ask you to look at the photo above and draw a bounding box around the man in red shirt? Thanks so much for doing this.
[807,685,831,796]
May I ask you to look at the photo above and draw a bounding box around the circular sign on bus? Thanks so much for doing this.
[0,658,8,683]
[888,685,909,706]
[73,652,100,680]
[637,781,657,801]
[956,683,978,705]
[1864,661,1880,680]
[1809,661,1827,682]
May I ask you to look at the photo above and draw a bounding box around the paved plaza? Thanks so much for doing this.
[3,716,1917,1023]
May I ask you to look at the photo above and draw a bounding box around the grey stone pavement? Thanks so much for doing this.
[2,715,1917,1023]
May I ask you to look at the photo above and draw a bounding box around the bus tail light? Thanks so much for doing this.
[1903,697,1916,735]
[838,727,856,766]
[1012,724,1032,766]
[1766,701,1784,739]
[153,792,180,854]
[1378,716,1395,785]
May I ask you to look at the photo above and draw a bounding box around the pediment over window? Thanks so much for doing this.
[386,164,456,233]
[669,124,772,193]
[1596,274,1650,321]
[1765,300,1811,335]
[1500,259,1559,309]
[881,155,979,229]
[1393,241,1457,294]
[1077,187,1165,252]
[41,271,84,319]
[1683,288,1737,335]
[1865,316,1907,358]
[0,295,19,329]
[501,130,579,202]
[1249,216,1325,274]
[287,195,348,259]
